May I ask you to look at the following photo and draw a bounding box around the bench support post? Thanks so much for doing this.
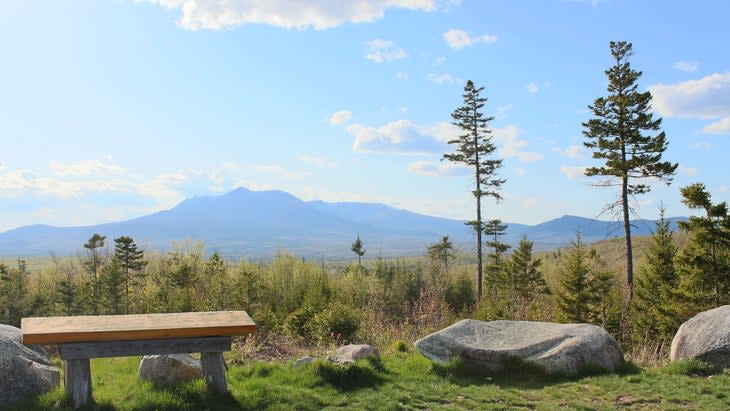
[201,351,227,393]
[64,359,92,409]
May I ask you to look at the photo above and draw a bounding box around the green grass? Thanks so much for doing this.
[7,351,730,410]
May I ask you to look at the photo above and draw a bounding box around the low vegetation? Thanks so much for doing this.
[7,352,730,410]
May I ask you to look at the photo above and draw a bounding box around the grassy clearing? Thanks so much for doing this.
[7,351,730,410]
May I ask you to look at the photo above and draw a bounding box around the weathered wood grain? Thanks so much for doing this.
[64,359,92,409]
[21,311,255,345]
[59,336,233,360]
[201,351,227,393]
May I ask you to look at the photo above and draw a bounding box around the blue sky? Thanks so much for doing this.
[1,0,729,232]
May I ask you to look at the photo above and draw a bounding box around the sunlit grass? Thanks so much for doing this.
[7,350,730,410]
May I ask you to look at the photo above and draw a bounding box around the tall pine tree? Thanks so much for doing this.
[583,41,678,300]
[112,236,148,313]
[444,80,505,300]
[82,233,106,313]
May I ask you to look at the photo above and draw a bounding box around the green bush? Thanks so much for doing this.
[661,359,716,376]
[312,301,361,343]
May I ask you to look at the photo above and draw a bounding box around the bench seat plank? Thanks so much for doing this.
[21,311,255,345]
[59,336,233,360]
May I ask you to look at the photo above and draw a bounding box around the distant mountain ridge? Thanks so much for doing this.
[0,187,686,259]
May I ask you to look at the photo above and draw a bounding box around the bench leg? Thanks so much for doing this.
[200,352,227,393]
[64,359,92,409]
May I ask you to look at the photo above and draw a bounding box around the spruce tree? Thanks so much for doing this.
[99,260,126,314]
[505,235,548,301]
[632,210,681,348]
[444,79,505,299]
[112,236,147,313]
[427,236,456,272]
[484,219,510,293]
[583,41,678,300]
[82,233,106,313]
[351,236,366,268]
[556,233,613,325]
[676,183,730,309]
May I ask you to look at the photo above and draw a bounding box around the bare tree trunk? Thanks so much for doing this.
[622,175,634,301]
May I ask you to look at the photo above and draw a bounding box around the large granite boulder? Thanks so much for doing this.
[328,344,380,365]
[414,319,623,376]
[670,305,730,368]
[0,324,60,408]
[138,354,202,385]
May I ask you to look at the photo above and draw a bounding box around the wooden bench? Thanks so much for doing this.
[21,311,256,409]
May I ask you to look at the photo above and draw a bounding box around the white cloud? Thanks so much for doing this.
[365,39,406,63]
[443,28,497,49]
[396,71,409,80]
[678,165,698,176]
[428,72,461,85]
[674,61,699,72]
[495,104,512,120]
[560,165,587,179]
[650,72,730,120]
[527,82,539,93]
[703,116,730,134]
[254,164,305,179]
[407,160,469,177]
[347,120,454,155]
[50,159,122,176]
[140,0,437,31]
[434,56,446,65]
[555,144,585,159]
[492,125,543,163]
[328,110,352,126]
[0,160,5,170]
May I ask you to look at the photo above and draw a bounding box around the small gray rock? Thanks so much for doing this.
[414,319,623,376]
[328,344,380,365]
[293,355,314,369]
[0,324,60,409]
[138,354,202,385]
[670,305,730,368]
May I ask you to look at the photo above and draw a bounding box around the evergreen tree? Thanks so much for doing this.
[583,41,678,300]
[444,80,505,300]
[484,219,510,292]
[112,236,147,313]
[505,235,548,302]
[351,236,366,268]
[676,183,730,309]
[556,233,614,325]
[632,210,681,348]
[427,236,456,272]
[0,261,30,326]
[99,260,126,314]
[82,233,106,313]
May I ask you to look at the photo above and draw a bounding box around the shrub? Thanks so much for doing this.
[312,301,361,343]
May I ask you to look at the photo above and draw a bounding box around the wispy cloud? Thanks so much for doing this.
[407,160,469,177]
[365,39,406,63]
[443,28,497,49]
[674,60,699,72]
[679,165,699,176]
[428,72,462,85]
[346,120,456,155]
[703,116,730,135]
[50,159,122,176]
[396,71,409,80]
[692,141,713,150]
[493,125,543,163]
[139,0,437,31]
[328,110,352,126]
[560,165,587,180]
[527,82,539,93]
[297,155,338,168]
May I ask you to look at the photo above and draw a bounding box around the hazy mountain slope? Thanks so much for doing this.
[0,187,686,259]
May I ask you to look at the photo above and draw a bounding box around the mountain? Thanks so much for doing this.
[0,187,686,259]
